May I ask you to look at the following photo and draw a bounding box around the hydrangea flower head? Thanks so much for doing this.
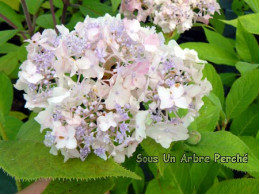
[15,14,211,163]
[120,0,220,33]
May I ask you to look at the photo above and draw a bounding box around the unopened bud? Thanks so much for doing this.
[187,130,201,145]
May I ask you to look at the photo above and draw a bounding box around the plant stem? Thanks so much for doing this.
[49,0,58,33]
[61,0,70,24]
[0,13,27,39]
[21,0,33,37]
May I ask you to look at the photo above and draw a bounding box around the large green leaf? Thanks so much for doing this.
[236,61,259,76]
[0,30,18,46]
[0,0,20,11]
[16,119,43,141]
[180,42,238,66]
[206,178,259,194]
[0,45,27,78]
[0,43,19,54]
[203,28,235,53]
[132,166,145,193]
[230,104,259,136]
[232,0,250,16]
[240,136,259,159]
[80,0,114,18]
[0,2,23,28]
[141,137,172,176]
[236,22,259,63]
[190,162,219,193]
[25,0,44,15]
[0,72,13,116]
[145,145,192,194]
[189,96,220,132]
[209,9,225,34]
[225,70,259,119]
[203,63,224,105]
[244,0,259,13]
[9,111,27,121]
[0,52,19,76]
[3,116,23,140]
[186,131,259,172]
[36,14,59,29]
[43,178,114,194]
[221,13,259,35]
[0,140,141,180]
[0,119,140,181]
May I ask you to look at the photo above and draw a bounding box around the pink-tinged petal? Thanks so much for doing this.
[144,34,160,52]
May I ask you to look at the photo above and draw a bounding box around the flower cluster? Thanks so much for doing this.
[120,0,220,33]
[15,14,211,163]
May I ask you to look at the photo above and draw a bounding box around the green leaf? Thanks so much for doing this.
[236,61,259,76]
[111,0,121,12]
[244,0,259,13]
[166,146,192,193]
[0,72,13,115]
[15,119,46,142]
[0,140,141,180]
[132,166,144,194]
[9,111,27,121]
[232,0,250,16]
[0,2,23,28]
[221,13,259,35]
[190,162,219,193]
[145,177,177,194]
[209,9,225,34]
[219,73,237,87]
[218,165,234,180]
[0,119,141,181]
[240,136,259,158]
[203,63,224,105]
[180,42,238,66]
[145,146,192,194]
[3,116,23,140]
[0,0,20,11]
[0,52,19,76]
[43,178,114,194]
[80,0,114,18]
[25,0,44,15]
[0,30,19,46]
[36,14,59,29]
[225,70,259,119]
[53,0,63,8]
[203,28,235,53]
[236,21,259,63]
[0,43,19,54]
[189,96,220,132]
[231,104,259,136]
[186,131,259,172]
[206,178,259,194]
[141,137,171,175]
[66,13,84,31]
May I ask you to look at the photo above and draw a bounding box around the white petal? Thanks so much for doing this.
[146,123,189,148]
[158,86,173,109]
[66,137,77,149]
[170,84,184,99]
[48,87,70,104]
[135,111,149,141]
[175,97,189,109]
